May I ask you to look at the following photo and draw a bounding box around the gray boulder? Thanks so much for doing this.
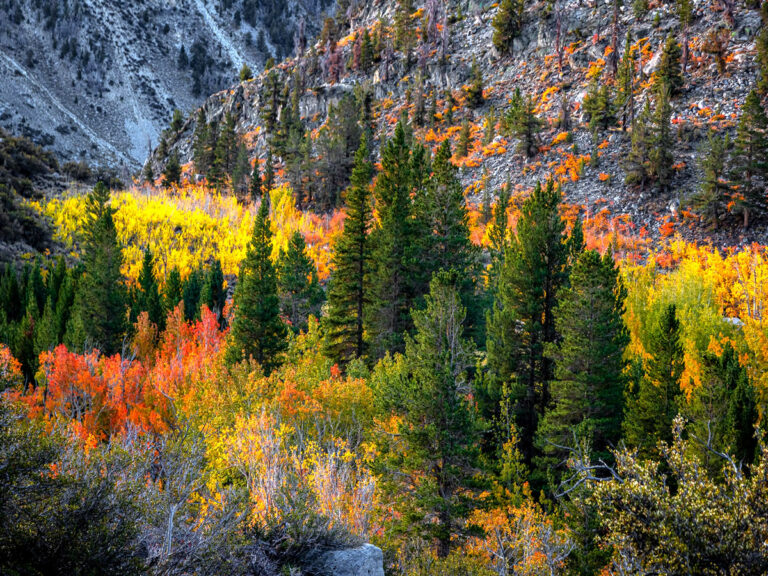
[313,544,384,576]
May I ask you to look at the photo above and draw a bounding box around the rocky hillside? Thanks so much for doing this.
[0,0,335,168]
[151,0,767,248]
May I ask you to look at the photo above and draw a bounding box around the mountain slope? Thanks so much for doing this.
[0,0,334,168]
[151,0,765,248]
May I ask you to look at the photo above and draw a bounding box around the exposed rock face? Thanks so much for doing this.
[0,0,334,168]
[312,544,385,576]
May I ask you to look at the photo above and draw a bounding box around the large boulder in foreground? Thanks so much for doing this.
[312,543,384,576]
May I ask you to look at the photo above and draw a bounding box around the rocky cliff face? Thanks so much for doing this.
[0,0,334,168]
[151,0,765,246]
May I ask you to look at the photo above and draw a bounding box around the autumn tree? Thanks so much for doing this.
[226,200,287,374]
[492,0,524,54]
[325,137,374,365]
[537,250,628,472]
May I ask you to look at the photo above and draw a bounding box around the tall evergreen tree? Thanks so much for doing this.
[486,180,570,464]
[66,183,127,355]
[325,137,374,365]
[686,342,758,467]
[616,31,636,130]
[373,271,478,558]
[368,122,419,357]
[623,101,652,189]
[509,89,540,157]
[537,250,628,471]
[200,259,226,318]
[226,200,287,374]
[649,86,674,190]
[182,267,203,322]
[465,57,484,109]
[164,267,184,312]
[692,130,731,230]
[731,90,768,228]
[250,163,262,203]
[492,0,524,54]
[657,35,684,96]
[277,232,323,334]
[134,248,164,330]
[623,303,684,457]
[162,152,181,187]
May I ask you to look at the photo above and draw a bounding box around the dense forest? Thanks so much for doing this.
[4,0,768,575]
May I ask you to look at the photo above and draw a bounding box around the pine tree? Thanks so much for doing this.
[623,304,684,457]
[210,112,238,187]
[226,200,287,374]
[649,85,674,190]
[731,90,768,228]
[325,137,374,365]
[277,232,323,334]
[758,25,768,96]
[487,183,510,293]
[657,35,684,96]
[373,271,478,558]
[200,259,226,318]
[492,0,524,54]
[134,248,164,330]
[692,130,730,230]
[508,88,540,157]
[456,117,472,158]
[616,31,637,130]
[162,151,181,187]
[164,267,184,312]
[368,122,420,357]
[67,183,127,355]
[239,63,253,81]
[686,342,758,467]
[486,180,570,465]
[465,57,484,109]
[192,109,215,176]
[537,250,628,471]
[623,101,652,189]
[424,141,481,337]
[182,268,203,322]
[170,109,184,133]
[263,150,275,195]
[584,78,615,133]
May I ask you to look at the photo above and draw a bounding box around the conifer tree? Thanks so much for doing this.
[692,130,730,230]
[373,271,478,558]
[584,78,615,133]
[465,57,484,109]
[649,85,674,190]
[263,150,275,195]
[250,163,262,203]
[492,0,524,54]
[424,141,481,336]
[200,259,226,318]
[686,342,758,467]
[657,35,684,96]
[758,24,768,96]
[731,90,768,228]
[192,109,215,176]
[67,183,127,355]
[162,151,181,187]
[486,180,570,464]
[226,200,287,374]
[134,248,164,330]
[537,250,628,470]
[368,122,419,357]
[623,304,684,457]
[164,267,184,312]
[616,31,636,130]
[277,232,323,334]
[210,112,238,186]
[508,89,540,157]
[325,137,374,365]
[487,183,510,293]
[456,117,472,158]
[623,101,652,189]
[182,267,203,322]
